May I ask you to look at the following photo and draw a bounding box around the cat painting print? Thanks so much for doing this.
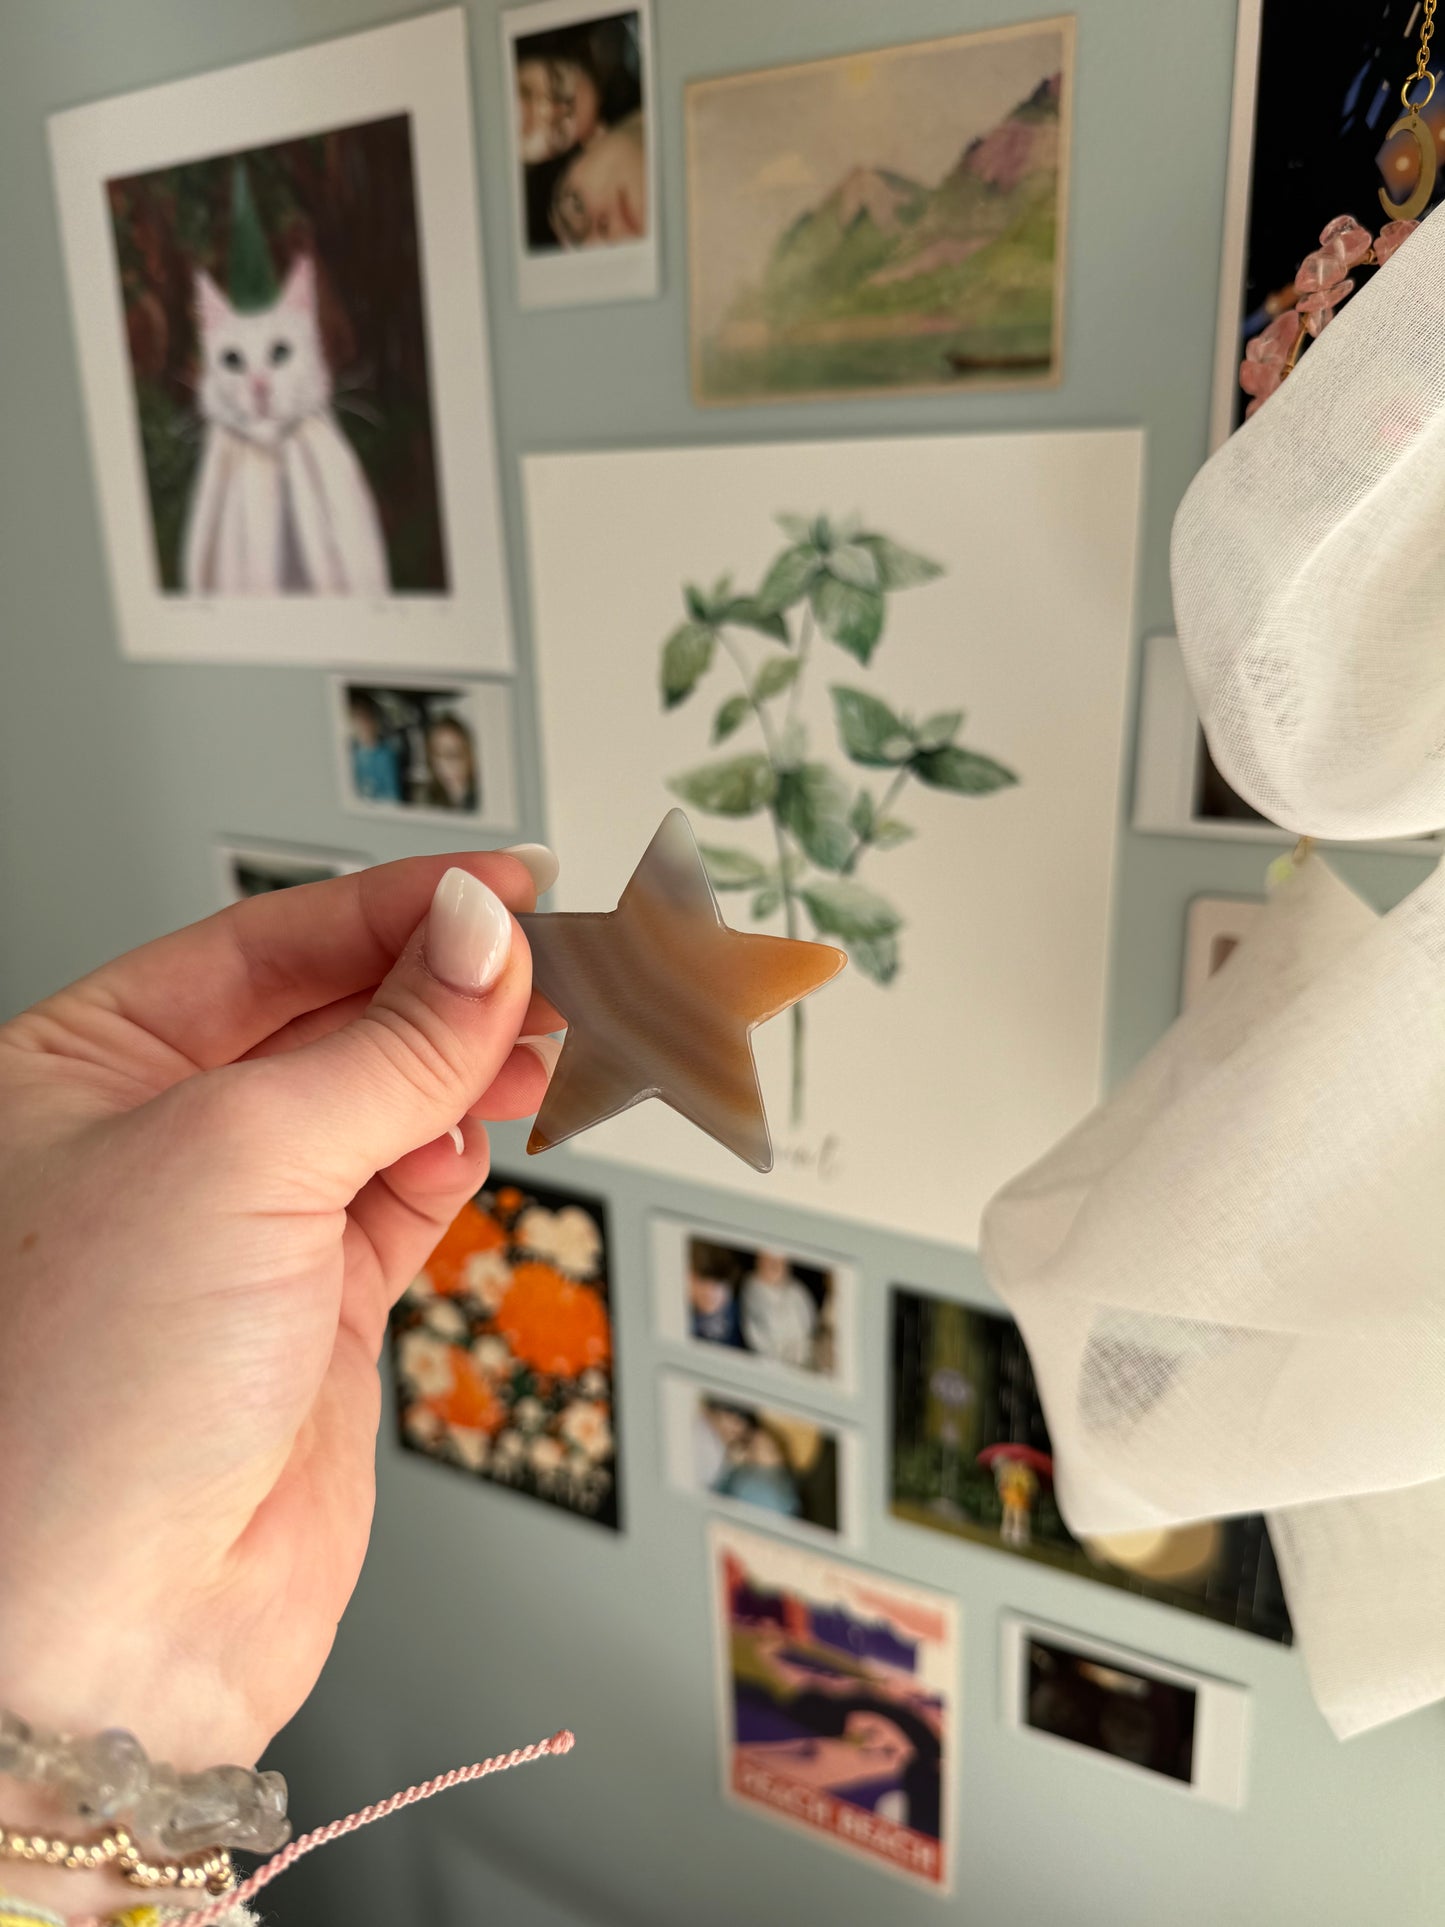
[48,12,514,669]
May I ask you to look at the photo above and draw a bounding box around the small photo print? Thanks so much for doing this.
[660,1371,861,1545]
[890,1286,1293,1643]
[502,0,658,307]
[1181,896,1265,1010]
[390,1176,620,1530]
[650,1215,857,1395]
[215,838,365,905]
[1001,1617,1250,1807]
[711,1521,956,1891]
[331,674,517,828]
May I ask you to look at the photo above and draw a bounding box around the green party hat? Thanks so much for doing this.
[227,161,278,311]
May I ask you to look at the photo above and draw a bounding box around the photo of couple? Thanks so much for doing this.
[687,1235,836,1378]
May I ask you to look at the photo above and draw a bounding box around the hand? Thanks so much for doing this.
[0,852,557,1909]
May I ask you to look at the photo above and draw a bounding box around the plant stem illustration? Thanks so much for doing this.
[659,513,1020,1125]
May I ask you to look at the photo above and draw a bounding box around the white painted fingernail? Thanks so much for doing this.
[519,1034,563,1080]
[503,843,559,895]
[446,1123,465,1154]
[426,868,511,994]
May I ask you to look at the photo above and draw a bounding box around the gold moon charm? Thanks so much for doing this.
[1379,108,1437,222]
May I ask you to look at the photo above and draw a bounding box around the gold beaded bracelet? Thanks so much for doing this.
[0,1822,234,1896]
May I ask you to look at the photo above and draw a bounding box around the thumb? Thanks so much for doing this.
[248,867,533,1193]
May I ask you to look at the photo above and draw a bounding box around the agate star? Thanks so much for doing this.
[518,810,846,1171]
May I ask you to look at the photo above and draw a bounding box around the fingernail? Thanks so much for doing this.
[503,843,559,895]
[426,868,511,994]
[518,1034,563,1080]
[446,1123,466,1154]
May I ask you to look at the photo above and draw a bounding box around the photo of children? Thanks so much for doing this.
[711,1522,956,1890]
[661,1372,855,1541]
[332,676,517,828]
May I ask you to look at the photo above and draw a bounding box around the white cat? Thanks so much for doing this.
[182,255,389,595]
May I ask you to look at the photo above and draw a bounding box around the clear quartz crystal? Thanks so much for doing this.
[161,1765,253,1855]
[0,1710,35,1777]
[130,1759,182,1852]
[71,1727,148,1821]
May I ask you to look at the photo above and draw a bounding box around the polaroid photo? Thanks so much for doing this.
[214,837,367,906]
[500,0,659,309]
[650,1214,858,1398]
[710,1521,957,1890]
[1131,634,1442,855]
[330,673,517,830]
[48,11,513,670]
[1181,896,1266,1010]
[1001,1616,1250,1808]
[659,1370,862,1547]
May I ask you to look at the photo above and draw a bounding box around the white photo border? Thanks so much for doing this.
[658,1369,864,1549]
[214,836,368,909]
[1207,0,1264,450]
[1181,894,1266,1011]
[1000,1614,1250,1809]
[48,9,514,671]
[499,0,660,310]
[649,1211,859,1400]
[1132,634,1443,855]
[329,670,519,831]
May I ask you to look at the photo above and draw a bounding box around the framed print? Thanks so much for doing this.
[390,1175,620,1530]
[710,1521,957,1891]
[501,0,659,308]
[48,9,514,670]
[1132,635,1442,855]
[525,431,1142,1246]
[330,672,518,830]
[660,1370,863,1546]
[1181,895,1265,1010]
[686,17,1072,406]
[214,836,366,905]
[890,1287,1293,1643]
[1001,1616,1250,1808]
[1210,0,1445,446]
[650,1214,858,1397]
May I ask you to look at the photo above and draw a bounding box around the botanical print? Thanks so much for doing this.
[523,431,1142,1245]
[107,115,444,595]
[660,511,1015,1120]
[711,1522,956,1890]
[687,18,1071,405]
[390,1178,619,1529]
[889,1288,1292,1642]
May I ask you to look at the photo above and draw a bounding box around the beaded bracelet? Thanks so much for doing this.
[0,1822,233,1896]
[0,1718,287,1860]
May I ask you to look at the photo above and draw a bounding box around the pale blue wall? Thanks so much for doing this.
[2,2,1442,1923]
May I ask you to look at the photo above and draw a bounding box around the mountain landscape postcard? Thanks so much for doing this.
[686,18,1073,405]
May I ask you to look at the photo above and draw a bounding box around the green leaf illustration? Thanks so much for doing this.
[849,789,875,838]
[913,710,964,751]
[847,932,901,985]
[800,877,902,941]
[751,885,783,918]
[720,596,790,643]
[712,694,750,743]
[872,818,915,851]
[661,622,715,708]
[855,534,944,590]
[684,583,710,623]
[776,513,814,543]
[669,754,777,816]
[912,745,1019,794]
[831,686,912,766]
[826,543,881,590]
[811,574,885,662]
[754,656,801,701]
[759,544,820,612]
[700,845,771,890]
[777,763,855,871]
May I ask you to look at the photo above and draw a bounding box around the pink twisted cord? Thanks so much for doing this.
[69,1728,575,1927]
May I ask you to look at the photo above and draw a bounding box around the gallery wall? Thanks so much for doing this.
[1,2,1443,1926]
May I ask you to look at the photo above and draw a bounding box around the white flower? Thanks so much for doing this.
[397,1331,453,1399]
[423,1300,468,1341]
[470,1336,512,1379]
[529,1434,565,1475]
[403,1403,443,1446]
[451,1428,490,1472]
[513,1396,547,1435]
[493,1429,525,1464]
[463,1249,513,1311]
[515,1205,601,1280]
[560,1400,612,1462]
[405,1271,435,1303]
[578,1367,609,1399]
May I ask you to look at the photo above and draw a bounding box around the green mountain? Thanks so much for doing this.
[718,76,1063,363]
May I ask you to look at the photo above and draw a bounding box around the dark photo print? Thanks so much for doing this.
[1024,1635,1197,1786]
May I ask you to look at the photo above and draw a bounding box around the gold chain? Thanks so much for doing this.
[1405,0,1437,107]
[0,1822,234,1896]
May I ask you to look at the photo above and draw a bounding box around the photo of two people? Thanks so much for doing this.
[687,1235,837,1378]
[340,681,483,820]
